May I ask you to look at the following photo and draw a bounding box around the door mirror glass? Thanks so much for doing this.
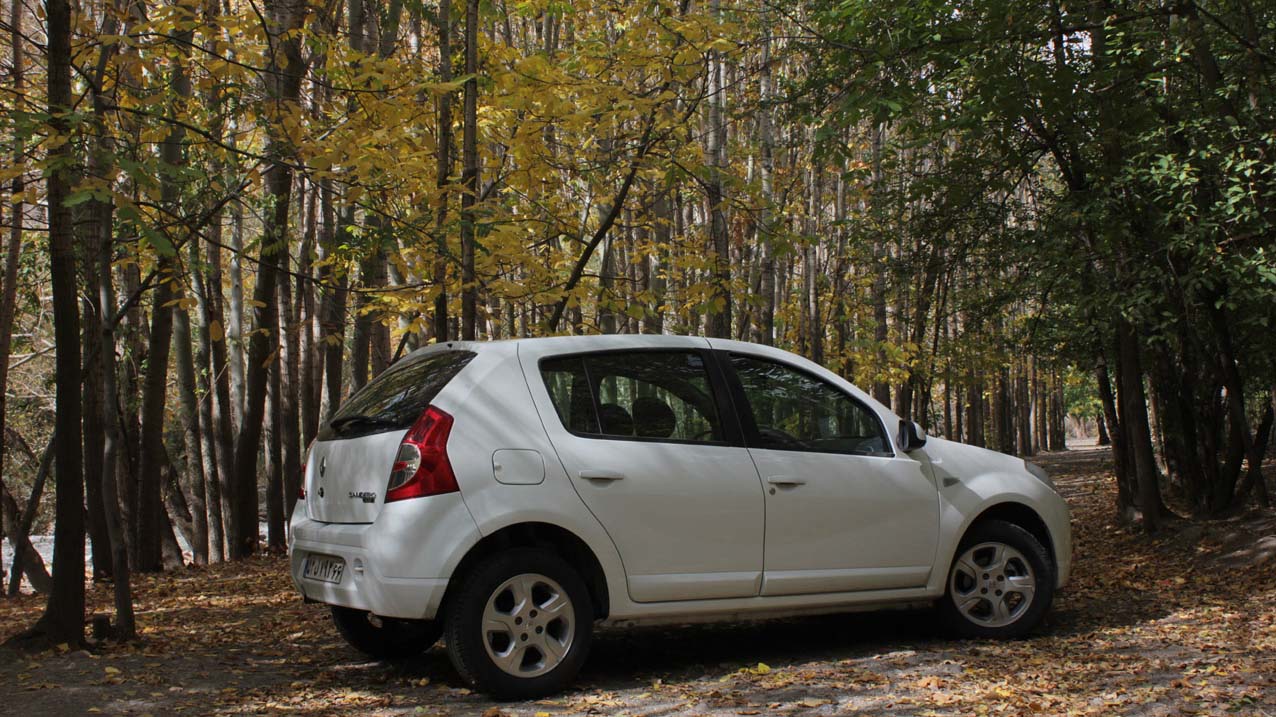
[898,420,927,451]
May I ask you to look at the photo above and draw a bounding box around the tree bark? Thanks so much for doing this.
[0,0,31,586]
[703,0,731,339]
[318,178,347,419]
[432,0,453,341]
[460,0,480,340]
[35,0,86,643]
[1116,320,1164,532]
[230,0,309,558]
[96,222,136,638]
[172,305,210,565]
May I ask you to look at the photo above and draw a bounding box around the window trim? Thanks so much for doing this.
[720,350,896,459]
[537,348,745,448]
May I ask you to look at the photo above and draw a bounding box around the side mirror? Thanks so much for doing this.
[898,420,927,452]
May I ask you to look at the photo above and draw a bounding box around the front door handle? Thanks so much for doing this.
[578,469,625,482]
[766,476,806,487]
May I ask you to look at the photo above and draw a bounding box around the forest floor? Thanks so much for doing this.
[1,447,1274,716]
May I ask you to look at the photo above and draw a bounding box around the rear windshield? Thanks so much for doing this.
[319,350,476,440]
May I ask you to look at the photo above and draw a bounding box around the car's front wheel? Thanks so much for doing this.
[444,548,594,700]
[330,606,441,659]
[939,519,1055,638]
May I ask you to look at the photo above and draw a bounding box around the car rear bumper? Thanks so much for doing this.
[290,526,450,620]
[288,492,482,620]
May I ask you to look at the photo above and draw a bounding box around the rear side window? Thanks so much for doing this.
[540,351,725,444]
[730,354,891,456]
[320,350,476,440]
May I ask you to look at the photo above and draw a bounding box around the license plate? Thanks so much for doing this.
[303,554,345,584]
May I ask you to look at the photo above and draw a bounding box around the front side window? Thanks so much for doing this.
[731,355,890,456]
[540,351,725,444]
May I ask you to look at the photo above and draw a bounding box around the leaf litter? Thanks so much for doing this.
[0,447,1272,715]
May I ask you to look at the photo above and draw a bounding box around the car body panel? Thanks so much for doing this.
[304,431,404,523]
[516,336,767,603]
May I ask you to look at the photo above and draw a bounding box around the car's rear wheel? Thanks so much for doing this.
[444,548,593,700]
[330,606,441,659]
[939,519,1055,639]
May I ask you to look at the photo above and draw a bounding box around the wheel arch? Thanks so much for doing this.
[441,522,610,620]
[966,502,1056,569]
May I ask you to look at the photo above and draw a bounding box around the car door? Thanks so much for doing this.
[523,342,765,603]
[724,351,940,596]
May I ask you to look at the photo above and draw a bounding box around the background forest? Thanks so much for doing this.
[0,0,1273,647]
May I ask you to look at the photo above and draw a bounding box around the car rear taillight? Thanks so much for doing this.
[299,443,311,500]
[386,406,458,502]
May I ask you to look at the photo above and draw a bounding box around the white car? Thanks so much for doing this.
[290,336,1071,699]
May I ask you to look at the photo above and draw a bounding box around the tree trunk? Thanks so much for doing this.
[432,0,453,341]
[35,0,86,643]
[172,306,210,565]
[281,226,304,524]
[298,183,320,448]
[1095,354,1129,505]
[206,225,233,562]
[0,0,34,586]
[265,339,285,553]
[228,187,247,428]
[460,0,480,340]
[318,178,347,419]
[81,285,112,581]
[96,220,136,638]
[870,125,891,406]
[192,228,225,562]
[230,0,309,558]
[704,0,731,339]
[1116,320,1164,532]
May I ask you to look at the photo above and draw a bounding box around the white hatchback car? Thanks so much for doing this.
[290,336,1071,698]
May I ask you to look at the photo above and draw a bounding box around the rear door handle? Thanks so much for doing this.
[578,469,625,482]
[766,476,806,487]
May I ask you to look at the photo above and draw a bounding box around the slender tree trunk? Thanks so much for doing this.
[460,0,480,340]
[298,183,320,448]
[228,176,247,427]
[206,224,233,562]
[278,259,302,527]
[97,222,136,637]
[870,125,890,406]
[172,307,209,565]
[432,0,453,341]
[81,269,111,581]
[192,226,225,562]
[230,0,309,558]
[704,0,731,338]
[0,0,29,586]
[318,178,347,418]
[1116,320,1164,532]
[35,0,86,643]
[265,338,285,552]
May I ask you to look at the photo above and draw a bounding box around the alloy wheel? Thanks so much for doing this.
[949,541,1037,628]
[481,573,575,678]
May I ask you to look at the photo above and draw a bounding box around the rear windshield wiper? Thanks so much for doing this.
[328,414,398,433]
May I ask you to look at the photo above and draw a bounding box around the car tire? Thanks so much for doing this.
[331,606,442,659]
[939,519,1055,639]
[444,548,594,700]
